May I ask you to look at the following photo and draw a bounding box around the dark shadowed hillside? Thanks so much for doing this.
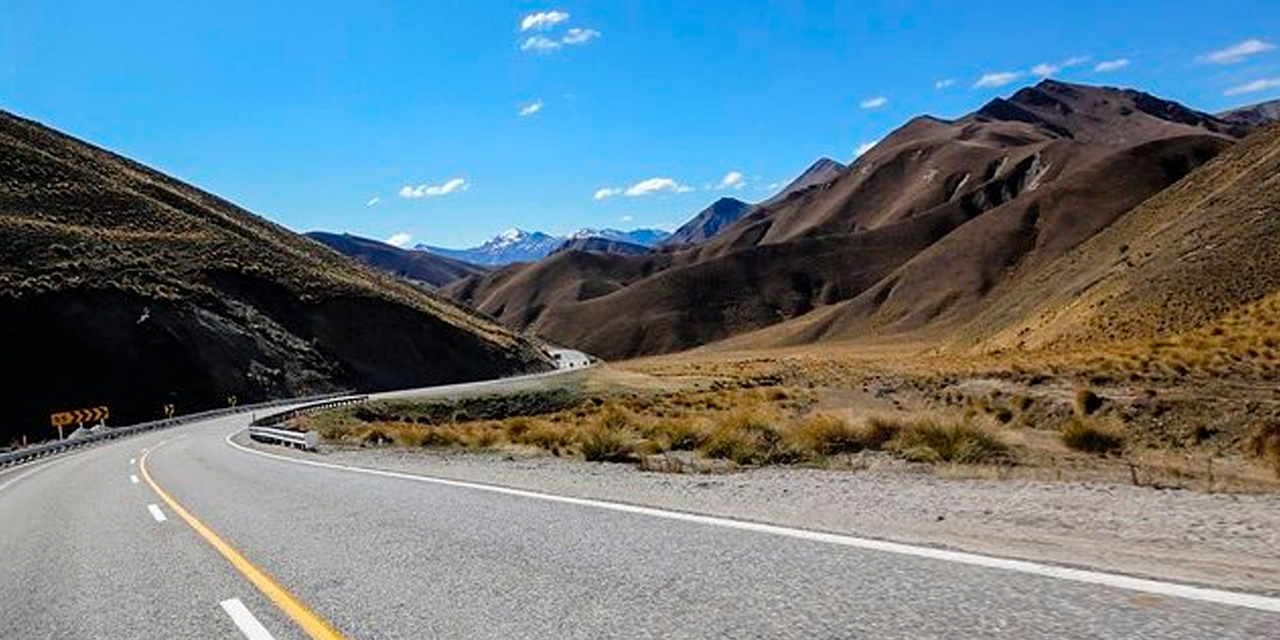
[306,231,487,288]
[0,110,551,444]
[447,81,1250,360]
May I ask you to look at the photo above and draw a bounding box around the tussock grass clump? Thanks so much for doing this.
[787,414,867,457]
[580,408,635,462]
[1249,421,1280,476]
[641,418,706,451]
[699,410,797,465]
[1061,418,1126,455]
[888,418,1011,464]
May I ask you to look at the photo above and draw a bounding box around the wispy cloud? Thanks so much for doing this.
[973,71,1023,89]
[520,26,600,53]
[718,171,745,189]
[859,96,889,109]
[855,140,880,157]
[1094,58,1130,73]
[386,232,412,248]
[596,177,693,199]
[365,196,381,207]
[620,215,634,222]
[562,28,600,45]
[1225,78,1280,96]
[399,177,469,199]
[625,177,690,196]
[934,79,956,89]
[520,11,569,32]
[1031,56,1089,78]
[1198,39,1276,65]
[518,99,543,117]
[521,35,561,53]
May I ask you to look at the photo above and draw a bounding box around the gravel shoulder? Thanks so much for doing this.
[234,434,1280,595]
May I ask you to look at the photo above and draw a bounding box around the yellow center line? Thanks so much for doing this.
[140,443,352,640]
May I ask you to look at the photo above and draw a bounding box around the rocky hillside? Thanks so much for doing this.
[0,109,551,444]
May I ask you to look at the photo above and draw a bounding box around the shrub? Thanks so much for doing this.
[1061,418,1126,455]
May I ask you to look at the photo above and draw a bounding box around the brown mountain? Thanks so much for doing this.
[551,236,652,256]
[661,197,754,247]
[306,231,487,288]
[447,81,1251,361]
[1218,99,1280,127]
[0,109,550,443]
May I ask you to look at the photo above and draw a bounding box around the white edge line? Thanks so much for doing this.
[224,431,1280,614]
[147,503,168,522]
[220,598,278,640]
[0,456,72,494]
[130,474,139,484]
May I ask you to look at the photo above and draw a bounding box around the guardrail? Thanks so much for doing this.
[0,391,353,469]
[250,395,368,427]
[247,426,320,451]
[244,395,368,451]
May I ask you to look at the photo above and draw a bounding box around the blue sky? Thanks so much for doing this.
[3,1,1279,248]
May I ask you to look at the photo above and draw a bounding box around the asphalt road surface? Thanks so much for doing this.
[3,371,1280,639]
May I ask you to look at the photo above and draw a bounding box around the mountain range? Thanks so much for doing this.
[418,227,671,266]
[443,80,1279,361]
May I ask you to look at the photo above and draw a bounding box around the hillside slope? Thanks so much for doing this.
[0,110,550,443]
[306,231,487,288]
[450,81,1248,360]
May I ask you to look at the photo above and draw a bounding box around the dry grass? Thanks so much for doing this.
[1250,421,1280,477]
[1062,418,1127,455]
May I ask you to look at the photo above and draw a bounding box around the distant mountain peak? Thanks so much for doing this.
[418,227,668,266]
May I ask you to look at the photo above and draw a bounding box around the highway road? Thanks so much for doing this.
[3,371,1280,639]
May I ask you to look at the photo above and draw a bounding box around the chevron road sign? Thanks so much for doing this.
[50,406,109,439]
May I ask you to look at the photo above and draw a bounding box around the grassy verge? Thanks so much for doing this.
[300,383,1015,472]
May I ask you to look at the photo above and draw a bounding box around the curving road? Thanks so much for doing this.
[3,373,1280,639]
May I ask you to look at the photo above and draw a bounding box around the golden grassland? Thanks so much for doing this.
[302,341,1280,491]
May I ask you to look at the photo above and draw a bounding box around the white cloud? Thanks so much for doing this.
[859,96,889,109]
[521,35,561,52]
[620,215,634,222]
[1031,56,1089,78]
[593,187,622,200]
[934,79,956,89]
[519,99,543,117]
[562,28,600,45]
[386,232,412,248]
[855,140,880,157]
[718,171,745,189]
[399,177,469,199]
[973,71,1024,89]
[365,196,380,207]
[1030,63,1058,77]
[1225,78,1280,96]
[1199,39,1276,65]
[624,177,685,197]
[521,11,569,32]
[1094,58,1130,73]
